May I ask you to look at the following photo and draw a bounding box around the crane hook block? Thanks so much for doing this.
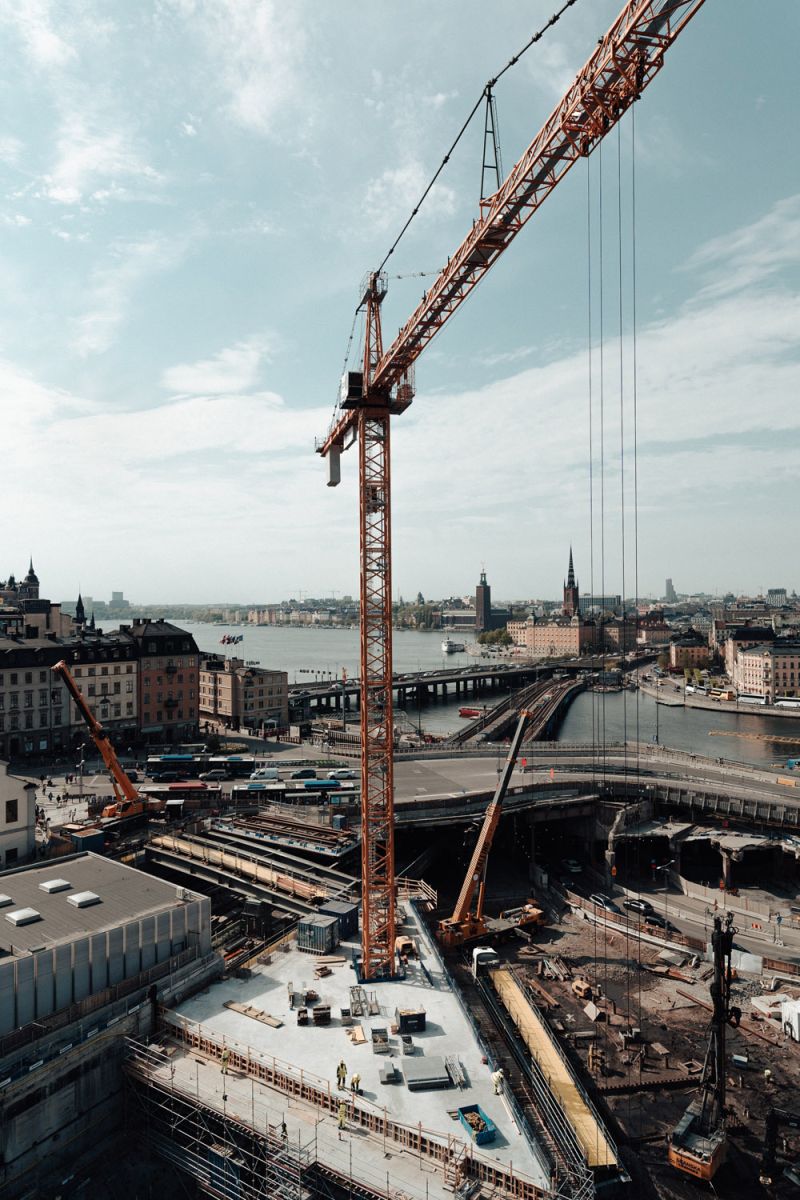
[327,445,341,488]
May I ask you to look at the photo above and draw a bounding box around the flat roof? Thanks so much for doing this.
[170,906,551,1192]
[0,852,197,956]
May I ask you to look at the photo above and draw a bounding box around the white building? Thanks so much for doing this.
[0,763,36,868]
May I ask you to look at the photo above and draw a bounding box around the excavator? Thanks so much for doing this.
[53,659,153,821]
[668,912,740,1181]
[437,710,543,949]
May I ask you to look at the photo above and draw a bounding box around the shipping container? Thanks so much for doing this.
[69,828,106,853]
[297,914,339,955]
[319,899,359,939]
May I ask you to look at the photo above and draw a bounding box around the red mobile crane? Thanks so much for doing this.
[317,0,709,980]
[53,660,147,821]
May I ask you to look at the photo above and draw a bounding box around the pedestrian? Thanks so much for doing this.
[221,1047,230,1076]
[337,1100,347,1137]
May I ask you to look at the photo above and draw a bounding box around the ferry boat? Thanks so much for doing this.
[441,637,465,654]
[459,706,483,718]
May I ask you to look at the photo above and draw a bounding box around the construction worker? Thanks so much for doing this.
[338,1100,347,1137]
[337,1059,347,1089]
[350,1072,361,1095]
[221,1047,230,1076]
[491,1068,504,1094]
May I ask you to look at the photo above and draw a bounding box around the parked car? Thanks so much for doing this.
[589,893,621,913]
[199,769,228,781]
[150,770,187,782]
[291,767,317,780]
[623,898,655,915]
[328,768,357,780]
[250,767,280,781]
[644,912,678,932]
[560,858,583,875]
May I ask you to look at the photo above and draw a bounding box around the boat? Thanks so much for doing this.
[459,707,482,718]
[441,638,465,654]
[220,634,244,645]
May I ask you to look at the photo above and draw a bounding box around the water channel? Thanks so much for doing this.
[164,621,800,769]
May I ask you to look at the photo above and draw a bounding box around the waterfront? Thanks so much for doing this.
[165,622,800,765]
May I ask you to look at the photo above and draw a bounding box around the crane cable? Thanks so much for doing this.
[330,0,582,414]
[375,0,581,275]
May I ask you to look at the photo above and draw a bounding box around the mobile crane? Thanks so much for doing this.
[52,660,150,821]
[438,711,542,948]
[668,913,740,1181]
[317,0,710,979]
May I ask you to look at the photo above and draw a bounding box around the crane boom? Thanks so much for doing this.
[318,0,710,980]
[439,710,532,946]
[53,660,140,810]
[319,0,709,458]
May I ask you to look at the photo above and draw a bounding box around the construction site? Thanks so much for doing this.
[2,1,799,1198]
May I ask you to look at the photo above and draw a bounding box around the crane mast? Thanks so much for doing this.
[318,0,709,981]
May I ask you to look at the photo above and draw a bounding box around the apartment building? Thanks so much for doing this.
[735,641,800,703]
[199,656,289,731]
[122,619,200,743]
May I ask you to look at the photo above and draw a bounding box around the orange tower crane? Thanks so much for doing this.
[53,660,145,820]
[318,0,709,980]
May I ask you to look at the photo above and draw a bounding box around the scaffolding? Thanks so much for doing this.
[125,1026,557,1200]
[126,1040,312,1200]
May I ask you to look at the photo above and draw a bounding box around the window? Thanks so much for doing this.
[5,848,17,865]
[126,680,133,693]
[88,667,95,676]
[10,673,17,685]
[24,672,32,684]
[101,666,108,676]
[40,711,48,727]
[157,710,163,721]
[0,716,4,731]
[39,670,46,682]
[113,665,120,674]
[101,682,108,695]
[24,691,33,708]
[144,711,150,722]
[24,712,33,729]
[10,714,18,730]
[113,704,121,717]
[126,665,133,674]
[126,703,133,715]
[4,799,16,823]
[53,691,61,705]
[88,684,96,697]
[74,667,81,677]
[39,689,47,706]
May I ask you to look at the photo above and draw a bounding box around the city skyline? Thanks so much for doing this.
[1,2,798,601]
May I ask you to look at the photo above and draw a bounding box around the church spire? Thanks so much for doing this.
[75,593,85,625]
[567,546,575,588]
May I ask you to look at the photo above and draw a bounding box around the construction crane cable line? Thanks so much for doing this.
[374,0,581,278]
[319,0,712,980]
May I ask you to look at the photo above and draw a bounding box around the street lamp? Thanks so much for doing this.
[654,859,675,929]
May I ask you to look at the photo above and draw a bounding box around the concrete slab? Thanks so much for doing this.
[172,908,551,1189]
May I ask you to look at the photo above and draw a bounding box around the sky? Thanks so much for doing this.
[0,0,798,606]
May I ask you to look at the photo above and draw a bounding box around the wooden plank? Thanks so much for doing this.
[224,1001,283,1028]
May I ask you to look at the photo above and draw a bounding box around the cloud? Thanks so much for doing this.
[0,0,76,68]
[0,135,23,165]
[73,232,190,356]
[161,335,274,395]
[176,0,311,139]
[363,161,457,234]
[43,111,161,205]
[684,193,800,300]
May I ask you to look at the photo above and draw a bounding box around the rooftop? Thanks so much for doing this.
[0,852,195,957]
[169,905,551,1194]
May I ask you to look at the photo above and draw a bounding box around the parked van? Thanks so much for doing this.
[250,767,280,781]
